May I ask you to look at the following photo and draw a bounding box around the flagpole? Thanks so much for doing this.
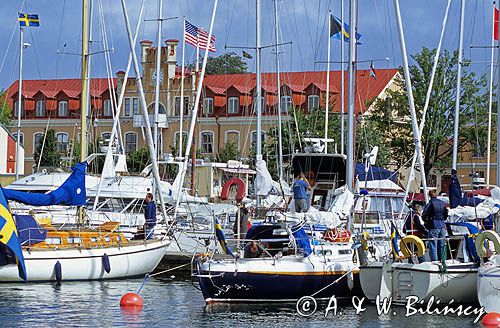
[452,0,466,172]
[324,10,331,154]
[179,17,186,159]
[15,27,24,179]
[340,0,345,155]
[486,2,496,188]
[274,0,283,181]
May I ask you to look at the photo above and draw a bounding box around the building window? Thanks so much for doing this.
[203,98,213,114]
[228,97,239,114]
[308,95,320,111]
[280,96,292,113]
[103,99,112,117]
[14,101,24,118]
[58,101,68,117]
[253,96,265,113]
[124,98,131,116]
[174,132,188,152]
[56,133,69,153]
[200,131,214,154]
[13,132,24,146]
[251,131,266,148]
[36,100,46,117]
[34,133,44,153]
[125,132,137,154]
[133,97,139,115]
[225,131,240,150]
[101,132,111,141]
[174,97,190,116]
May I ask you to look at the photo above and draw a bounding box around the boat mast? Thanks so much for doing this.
[15,27,25,180]
[452,0,466,172]
[255,0,262,208]
[153,0,163,161]
[340,0,345,155]
[179,17,186,159]
[80,0,90,163]
[497,1,500,187]
[345,0,356,191]
[487,2,496,188]
[324,9,332,154]
[393,0,429,203]
[120,0,168,220]
[274,0,283,181]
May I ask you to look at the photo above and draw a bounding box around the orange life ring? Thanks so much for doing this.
[220,177,246,202]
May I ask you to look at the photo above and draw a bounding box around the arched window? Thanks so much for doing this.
[200,131,214,154]
[12,132,24,146]
[251,130,266,148]
[147,102,166,115]
[225,130,240,150]
[125,132,137,154]
[33,132,44,153]
[56,133,69,153]
[101,132,111,141]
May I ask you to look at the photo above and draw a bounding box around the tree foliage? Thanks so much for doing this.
[0,91,12,127]
[204,52,248,75]
[127,146,151,173]
[216,141,241,163]
[34,129,60,168]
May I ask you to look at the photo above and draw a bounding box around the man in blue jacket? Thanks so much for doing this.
[422,190,448,261]
[144,193,157,240]
[292,173,311,213]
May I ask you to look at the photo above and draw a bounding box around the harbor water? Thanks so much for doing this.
[0,275,480,327]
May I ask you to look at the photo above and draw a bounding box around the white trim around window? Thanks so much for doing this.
[125,132,138,154]
[224,130,240,150]
[227,97,239,114]
[200,130,215,154]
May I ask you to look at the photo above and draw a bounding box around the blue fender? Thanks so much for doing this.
[102,253,111,274]
[54,261,62,282]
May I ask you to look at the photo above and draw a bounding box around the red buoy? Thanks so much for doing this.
[120,292,143,308]
[482,312,500,327]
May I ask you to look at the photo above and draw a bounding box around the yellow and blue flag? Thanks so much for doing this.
[18,13,40,27]
[0,188,27,281]
[390,222,401,259]
[330,15,361,44]
[215,219,234,257]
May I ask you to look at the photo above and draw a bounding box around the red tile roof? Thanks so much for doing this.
[5,78,116,105]
[203,69,398,114]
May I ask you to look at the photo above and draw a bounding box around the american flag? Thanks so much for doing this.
[184,20,216,52]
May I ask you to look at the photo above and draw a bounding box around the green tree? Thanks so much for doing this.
[203,52,248,75]
[216,141,241,163]
[34,129,60,168]
[0,91,12,127]
[127,146,151,173]
[364,47,488,175]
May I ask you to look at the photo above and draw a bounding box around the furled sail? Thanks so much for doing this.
[4,162,87,207]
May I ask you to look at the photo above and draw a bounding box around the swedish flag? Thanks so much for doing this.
[215,219,234,257]
[390,222,401,259]
[0,188,27,281]
[330,15,361,44]
[18,13,40,27]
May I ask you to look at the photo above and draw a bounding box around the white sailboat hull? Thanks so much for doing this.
[0,240,168,282]
[477,256,500,313]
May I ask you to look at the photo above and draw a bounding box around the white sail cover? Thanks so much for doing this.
[255,159,275,196]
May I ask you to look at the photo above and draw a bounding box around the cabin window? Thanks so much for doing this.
[104,236,111,242]
[308,95,320,110]
[125,132,137,154]
[227,97,239,114]
[58,101,68,117]
[91,237,98,242]
[45,237,62,245]
[103,99,112,117]
[67,237,82,244]
[36,100,46,117]
[200,131,214,154]
[280,96,292,113]
[203,98,213,114]
[56,133,69,153]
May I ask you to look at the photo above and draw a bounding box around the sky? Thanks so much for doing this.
[0,0,497,91]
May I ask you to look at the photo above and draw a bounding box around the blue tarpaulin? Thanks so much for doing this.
[4,162,87,207]
[448,169,483,209]
[355,164,398,182]
[292,228,312,256]
[15,215,46,246]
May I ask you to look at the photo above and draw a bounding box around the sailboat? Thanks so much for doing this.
[0,0,169,282]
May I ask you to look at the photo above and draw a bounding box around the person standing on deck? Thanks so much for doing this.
[422,190,448,261]
[144,192,157,240]
[292,173,311,213]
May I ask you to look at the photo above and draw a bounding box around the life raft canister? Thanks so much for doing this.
[220,178,246,202]
[475,230,500,258]
[399,235,426,258]
[323,228,351,242]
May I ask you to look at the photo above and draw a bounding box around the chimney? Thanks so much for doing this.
[116,70,126,94]
[140,40,153,65]
[165,39,179,79]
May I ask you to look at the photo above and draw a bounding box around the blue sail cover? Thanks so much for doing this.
[448,169,483,209]
[15,215,46,246]
[355,163,398,182]
[4,162,87,206]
